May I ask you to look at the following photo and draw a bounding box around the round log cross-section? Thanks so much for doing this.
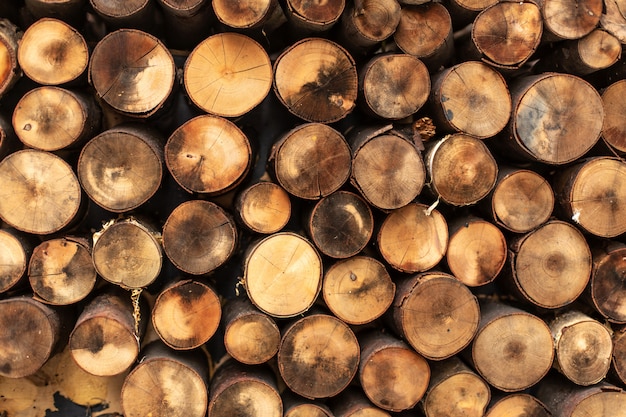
[540,0,603,40]
[234,181,291,234]
[338,0,401,54]
[485,393,550,417]
[0,228,31,294]
[213,0,285,31]
[602,80,626,153]
[285,0,345,33]
[590,241,626,323]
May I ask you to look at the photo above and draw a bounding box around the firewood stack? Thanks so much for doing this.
[2,0,626,416]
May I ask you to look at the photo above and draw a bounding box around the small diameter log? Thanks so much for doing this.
[244,232,322,318]
[330,387,392,417]
[485,393,550,417]
[92,217,162,289]
[358,53,430,120]
[553,157,626,238]
[590,241,626,323]
[358,330,430,412]
[212,0,286,32]
[162,200,237,275]
[337,0,401,55]
[322,255,395,325]
[13,86,101,151]
[377,203,448,273]
[485,167,554,234]
[422,356,491,417]
[471,300,554,392]
[90,0,159,32]
[89,28,176,118]
[121,341,209,417]
[0,228,32,294]
[28,236,96,305]
[165,114,252,196]
[504,220,591,309]
[602,80,626,153]
[446,216,506,287]
[0,149,82,235]
[429,61,511,139]
[0,19,21,98]
[283,391,333,417]
[278,313,360,399]
[425,134,498,206]
[549,310,613,386]
[235,181,291,234]
[390,271,480,360]
[393,3,454,71]
[0,296,62,378]
[152,279,221,350]
[306,190,374,259]
[157,0,214,50]
[208,358,282,417]
[222,296,280,365]
[78,124,164,213]
[612,326,626,385]
[273,37,357,123]
[69,288,143,376]
[284,0,345,34]
[500,73,603,164]
[349,126,425,210]
[183,32,272,117]
[17,17,88,86]
[24,0,87,25]
[539,0,603,41]
[270,122,351,200]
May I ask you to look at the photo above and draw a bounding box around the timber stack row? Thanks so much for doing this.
[1,0,626,416]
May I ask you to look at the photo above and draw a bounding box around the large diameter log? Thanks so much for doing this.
[212,0,286,32]
[590,241,626,323]
[422,356,491,417]
[0,228,33,294]
[284,0,345,34]
[377,203,448,273]
[485,393,550,417]
[183,32,272,117]
[349,125,425,210]
[222,296,280,365]
[499,73,603,164]
[157,0,214,50]
[429,61,511,139]
[337,0,401,55]
[553,157,626,238]
[471,300,554,392]
[0,19,21,98]
[390,271,480,360]
[28,236,96,306]
[322,255,395,325]
[78,124,164,213]
[17,17,88,86]
[602,80,626,153]
[269,122,351,200]
[0,296,62,378]
[329,387,392,417]
[92,217,162,289]
[503,220,591,309]
[273,37,357,123]
[69,288,143,376]
[13,86,101,151]
[358,330,430,412]
[152,279,221,350]
[278,313,360,399]
[89,28,176,117]
[549,310,613,386]
[539,0,603,41]
[0,149,83,235]
[244,232,322,318]
[121,341,209,417]
[425,133,498,206]
[234,181,291,234]
[162,200,237,275]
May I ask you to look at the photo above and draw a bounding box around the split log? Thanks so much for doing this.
[502,219,591,309]
[538,0,603,41]
[322,255,395,325]
[17,17,88,86]
[470,300,554,392]
[165,114,252,196]
[269,122,351,200]
[358,330,430,412]
[284,0,345,35]
[234,181,291,234]
[0,228,33,294]
[0,18,21,98]
[28,236,96,305]
[151,279,221,350]
[337,0,401,55]
[69,288,143,376]
[485,393,550,417]
[329,387,392,417]
[278,313,360,399]
[612,325,626,386]
[24,0,87,25]
[349,125,425,210]
[283,391,333,417]
[0,149,83,235]
[13,86,101,151]
[389,271,480,360]
[90,0,161,33]
[422,356,491,417]
[243,232,322,318]
[78,124,164,213]
[273,37,357,123]
[161,200,238,275]
[589,241,626,323]
[212,0,286,33]
[602,79,626,154]
[183,32,273,117]
[222,296,280,365]
[548,310,613,386]
[157,0,214,50]
[377,203,448,273]
[121,341,209,417]
[89,28,176,117]
[358,52,430,120]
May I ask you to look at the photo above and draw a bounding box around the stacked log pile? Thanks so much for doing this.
[2,0,626,416]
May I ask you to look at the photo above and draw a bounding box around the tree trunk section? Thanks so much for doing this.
[329,387,392,417]
[485,393,550,417]
[90,0,161,33]
[337,0,401,55]
[602,80,626,154]
[612,325,626,386]
[24,0,87,26]
[212,0,286,32]
[284,0,345,35]
[538,0,603,41]
[589,241,626,323]
[157,0,214,50]
[600,0,626,44]
[234,181,291,234]
[0,228,33,294]
[0,18,21,98]
[442,0,497,28]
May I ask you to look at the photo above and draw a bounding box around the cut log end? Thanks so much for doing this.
[235,182,291,234]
